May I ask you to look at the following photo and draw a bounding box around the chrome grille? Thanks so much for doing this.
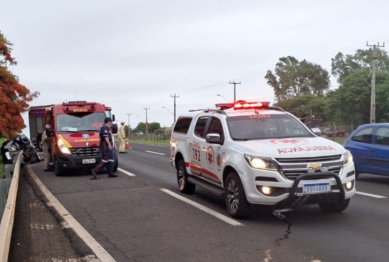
[282,167,341,180]
[70,147,100,157]
[276,155,342,163]
[275,154,344,181]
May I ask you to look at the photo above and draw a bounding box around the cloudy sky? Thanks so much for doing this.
[1,0,389,134]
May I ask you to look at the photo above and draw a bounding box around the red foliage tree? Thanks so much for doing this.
[0,31,39,138]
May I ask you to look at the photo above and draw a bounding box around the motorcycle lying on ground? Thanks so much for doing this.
[1,134,41,165]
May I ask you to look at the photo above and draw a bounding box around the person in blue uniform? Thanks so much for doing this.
[91,117,118,180]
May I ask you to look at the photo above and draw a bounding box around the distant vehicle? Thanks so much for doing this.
[29,101,118,176]
[344,123,389,178]
[323,127,346,137]
[170,100,356,218]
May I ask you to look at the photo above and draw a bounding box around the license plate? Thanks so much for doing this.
[303,183,331,195]
[82,158,96,164]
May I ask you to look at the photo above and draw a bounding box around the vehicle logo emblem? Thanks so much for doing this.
[86,142,90,147]
[206,146,214,168]
[307,163,321,170]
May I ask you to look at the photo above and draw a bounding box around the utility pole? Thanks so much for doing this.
[366,41,385,123]
[171,94,179,124]
[143,108,150,134]
[126,113,132,138]
[229,81,241,103]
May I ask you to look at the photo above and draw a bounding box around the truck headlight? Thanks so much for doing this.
[343,150,353,166]
[244,155,278,170]
[57,138,71,154]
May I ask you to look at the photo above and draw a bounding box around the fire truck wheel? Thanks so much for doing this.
[54,158,64,176]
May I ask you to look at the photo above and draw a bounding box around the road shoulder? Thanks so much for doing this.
[8,165,100,262]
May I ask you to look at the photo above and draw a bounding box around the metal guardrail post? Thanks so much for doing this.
[0,151,23,262]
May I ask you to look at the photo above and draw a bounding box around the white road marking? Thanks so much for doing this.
[145,150,165,156]
[356,191,387,199]
[160,188,244,227]
[117,167,136,177]
[27,165,117,262]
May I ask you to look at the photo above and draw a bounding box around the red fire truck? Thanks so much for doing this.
[28,101,118,176]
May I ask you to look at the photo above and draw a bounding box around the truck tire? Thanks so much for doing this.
[319,198,350,213]
[113,151,119,172]
[54,158,64,176]
[177,159,196,194]
[224,171,250,218]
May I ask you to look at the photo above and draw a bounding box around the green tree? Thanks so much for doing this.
[133,122,146,133]
[327,48,389,125]
[265,56,330,101]
[331,48,389,83]
[149,122,161,133]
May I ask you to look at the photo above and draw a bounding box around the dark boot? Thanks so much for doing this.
[91,169,98,180]
[108,173,118,178]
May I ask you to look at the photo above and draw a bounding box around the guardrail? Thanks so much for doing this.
[0,151,23,262]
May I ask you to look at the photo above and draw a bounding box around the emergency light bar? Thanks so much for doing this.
[216,101,270,110]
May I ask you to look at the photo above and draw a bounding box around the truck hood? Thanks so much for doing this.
[58,132,100,148]
[232,137,346,158]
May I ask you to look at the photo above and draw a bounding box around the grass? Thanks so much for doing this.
[129,138,170,146]
[325,136,347,145]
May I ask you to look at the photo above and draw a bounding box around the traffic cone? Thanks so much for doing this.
[125,139,130,149]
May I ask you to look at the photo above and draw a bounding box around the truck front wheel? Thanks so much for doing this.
[54,157,64,176]
[224,171,250,218]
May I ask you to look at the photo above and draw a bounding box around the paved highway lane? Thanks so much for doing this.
[29,142,389,262]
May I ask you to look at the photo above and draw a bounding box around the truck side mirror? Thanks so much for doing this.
[111,123,118,134]
[206,133,221,144]
[112,114,116,122]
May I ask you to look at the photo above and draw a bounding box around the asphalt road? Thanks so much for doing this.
[28,142,389,262]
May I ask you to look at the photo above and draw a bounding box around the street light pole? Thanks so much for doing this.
[143,108,150,134]
[217,94,229,102]
[162,107,174,124]
[126,113,131,138]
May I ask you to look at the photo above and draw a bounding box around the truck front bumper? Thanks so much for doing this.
[55,152,102,171]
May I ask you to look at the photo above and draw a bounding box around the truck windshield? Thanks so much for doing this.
[227,114,314,141]
[56,112,106,133]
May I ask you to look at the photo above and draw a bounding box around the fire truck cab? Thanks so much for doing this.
[29,101,118,176]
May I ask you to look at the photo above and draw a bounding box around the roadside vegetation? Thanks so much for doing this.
[0,137,7,178]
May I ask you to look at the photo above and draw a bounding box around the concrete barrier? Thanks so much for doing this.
[0,151,22,262]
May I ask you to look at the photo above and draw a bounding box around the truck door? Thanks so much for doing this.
[190,116,210,177]
[201,117,225,185]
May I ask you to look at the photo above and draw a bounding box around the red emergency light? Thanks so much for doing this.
[216,101,270,110]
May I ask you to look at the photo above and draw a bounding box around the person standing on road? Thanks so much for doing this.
[41,124,53,172]
[91,117,118,180]
[118,121,126,153]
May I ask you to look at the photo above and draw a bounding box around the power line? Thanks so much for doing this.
[367,41,385,123]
